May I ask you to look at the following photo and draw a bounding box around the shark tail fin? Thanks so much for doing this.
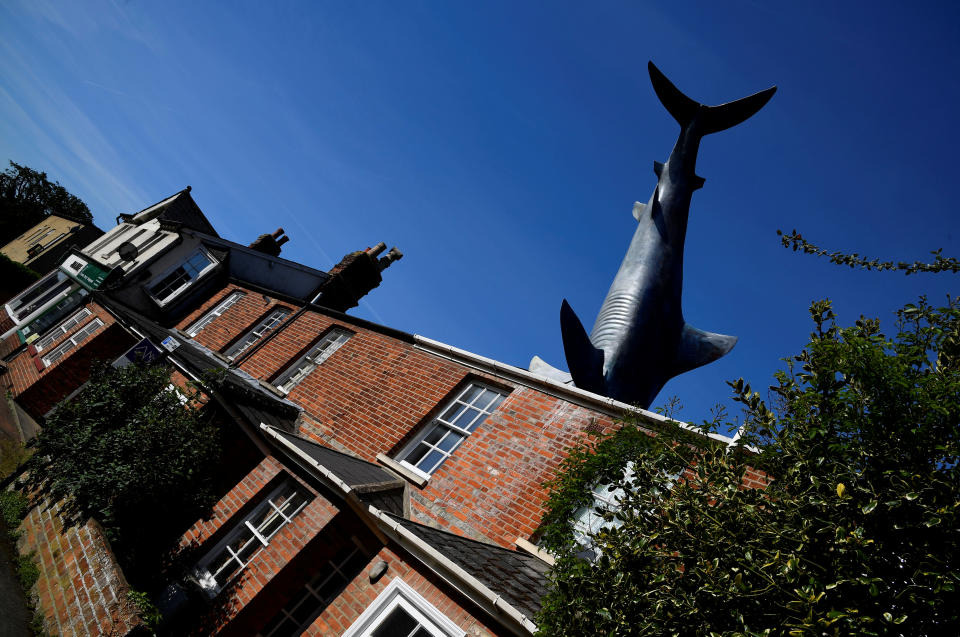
[560,299,605,394]
[671,323,738,376]
[648,61,776,135]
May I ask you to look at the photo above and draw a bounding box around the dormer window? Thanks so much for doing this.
[147,248,217,305]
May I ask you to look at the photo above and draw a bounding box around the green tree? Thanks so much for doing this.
[536,296,960,636]
[21,361,221,581]
[0,161,93,245]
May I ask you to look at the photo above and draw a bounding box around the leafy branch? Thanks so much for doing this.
[778,229,960,274]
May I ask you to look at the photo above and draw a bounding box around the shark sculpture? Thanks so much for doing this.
[535,61,776,409]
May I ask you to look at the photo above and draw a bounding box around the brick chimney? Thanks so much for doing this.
[249,228,289,257]
[315,242,403,312]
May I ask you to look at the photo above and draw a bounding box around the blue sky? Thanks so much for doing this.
[2,1,958,430]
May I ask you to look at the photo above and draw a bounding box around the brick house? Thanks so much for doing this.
[1,189,759,636]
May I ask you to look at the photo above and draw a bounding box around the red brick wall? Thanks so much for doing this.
[177,284,762,553]
[3,302,122,396]
[12,322,136,418]
[174,285,623,549]
[178,455,340,634]
[18,496,142,636]
[180,285,295,354]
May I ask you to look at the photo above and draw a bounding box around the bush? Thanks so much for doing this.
[537,297,960,635]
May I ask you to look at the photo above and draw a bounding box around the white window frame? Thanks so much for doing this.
[396,383,507,480]
[33,307,93,352]
[5,270,77,326]
[146,247,218,306]
[184,290,246,337]
[223,307,291,359]
[40,318,104,367]
[194,479,309,595]
[273,327,351,394]
[571,461,637,552]
[342,578,465,637]
[570,463,679,559]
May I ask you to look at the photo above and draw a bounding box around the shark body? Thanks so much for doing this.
[557,62,776,408]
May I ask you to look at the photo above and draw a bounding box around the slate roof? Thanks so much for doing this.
[390,514,549,621]
[269,428,404,492]
[122,188,219,237]
[99,295,300,432]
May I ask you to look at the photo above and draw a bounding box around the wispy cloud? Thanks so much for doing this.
[0,34,147,217]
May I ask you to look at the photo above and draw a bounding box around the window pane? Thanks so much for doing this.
[435,430,464,453]
[207,547,239,580]
[370,607,419,637]
[439,403,466,424]
[421,426,446,447]
[291,596,319,624]
[233,534,261,563]
[404,442,431,466]
[455,408,483,431]
[457,384,482,405]
[416,449,445,474]
[261,615,298,637]
[473,389,499,411]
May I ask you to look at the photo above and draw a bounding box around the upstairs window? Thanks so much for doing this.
[41,318,104,367]
[273,328,351,394]
[33,307,93,352]
[6,271,75,325]
[397,383,507,479]
[195,479,310,594]
[569,463,679,561]
[147,248,217,305]
[223,307,291,359]
[185,290,245,337]
[571,462,636,556]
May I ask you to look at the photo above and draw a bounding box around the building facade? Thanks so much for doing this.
[1,189,760,636]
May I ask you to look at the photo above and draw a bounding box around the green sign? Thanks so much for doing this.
[75,262,110,290]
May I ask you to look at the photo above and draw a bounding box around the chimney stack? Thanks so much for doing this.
[315,242,403,313]
[249,227,288,257]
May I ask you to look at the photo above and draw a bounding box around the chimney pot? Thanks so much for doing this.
[271,227,285,239]
[368,242,387,257]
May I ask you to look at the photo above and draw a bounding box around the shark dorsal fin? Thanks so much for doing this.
[560,299,605,394]
[691,174,706,190]
[632,201,646,221]
[671,323,737,376]
[653,161,665,178]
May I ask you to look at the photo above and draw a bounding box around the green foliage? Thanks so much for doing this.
[0,252,40,300]
[778,229,960,275]
[537,297,960,636]
[128,589,162,631]
[0,489,30,539]
[0,161,93,245]
[22,362,221,581]
[16,551,40,591]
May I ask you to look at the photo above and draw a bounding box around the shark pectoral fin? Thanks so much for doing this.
[560,299,605,394]
[632,201,646,221]
[653,161,664,178]
[672,323,738,376]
